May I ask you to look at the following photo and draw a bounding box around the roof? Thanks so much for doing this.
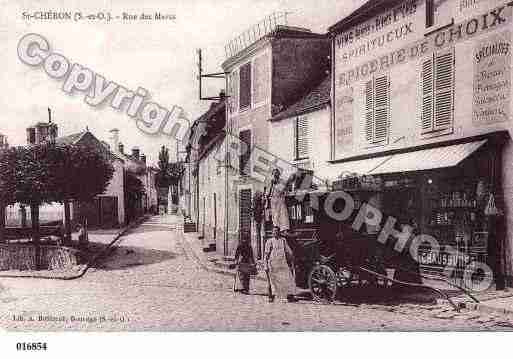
[328,0,405,34]
[55,131,124,163]
[270,76,331,121]
[222,25,326,69]
[197,101,226,123]
[55,131,87,145]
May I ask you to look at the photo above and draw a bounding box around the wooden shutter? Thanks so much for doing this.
[374,75,389,144]
[295,116,309,159]
[365,80,374,143]
[434,49,454,131]
[239,63,251,110]
[239,189,252,242]
[421,58,434,133]
[421,49,454,134]
[364,76,389,145]
[239,129,251,175]
[229,70,239,114]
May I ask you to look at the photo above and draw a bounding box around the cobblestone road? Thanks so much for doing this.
[1,215,512,331]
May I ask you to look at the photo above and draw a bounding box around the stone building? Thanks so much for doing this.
[23,121,126,228]
[318,0,513,288]
[218,20,330,257]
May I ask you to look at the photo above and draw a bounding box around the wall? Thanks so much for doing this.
[75,132,125,226]
[332,0,511,160]
[330,0,513,278]
[269,107,332,180]
[272,37,330,111]
[102,159,125,225]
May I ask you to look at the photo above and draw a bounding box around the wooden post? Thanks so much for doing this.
[63,200,72,246]
[30,204,41,270]
[0,204,5,244]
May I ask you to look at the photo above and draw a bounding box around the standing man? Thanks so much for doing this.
[264,168,290,233]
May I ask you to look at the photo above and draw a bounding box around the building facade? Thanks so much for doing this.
[220,24,330,257]
[24,121,126,228]
[323,0,513,287]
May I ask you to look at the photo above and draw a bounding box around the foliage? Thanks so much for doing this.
[56,144,115,203]
[155,145,185,188]
[156,145,171,188]
[0,147,18,205]
[0,143,115,206]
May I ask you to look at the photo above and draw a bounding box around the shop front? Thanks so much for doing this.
[331,131,509,290]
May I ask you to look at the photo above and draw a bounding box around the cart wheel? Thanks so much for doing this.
[308,264,337,303]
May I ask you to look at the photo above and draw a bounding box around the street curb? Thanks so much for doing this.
[179,231,267,282]
[0,215,150,280]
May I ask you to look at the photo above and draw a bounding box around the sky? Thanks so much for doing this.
[0,0,365,164]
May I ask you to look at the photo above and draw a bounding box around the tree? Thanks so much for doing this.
[0,147,18,243]
[51,144,115,244]
[156,145,171,188]
[124,169,145,223]
[155,146,185,207]
[0,143,114,249]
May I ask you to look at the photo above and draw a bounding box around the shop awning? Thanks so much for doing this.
[368,139,487,175]
[331,155,393,176]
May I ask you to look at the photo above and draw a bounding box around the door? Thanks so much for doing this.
[239,189,252,243]
[99,196,118,228]
[213,193,217,240]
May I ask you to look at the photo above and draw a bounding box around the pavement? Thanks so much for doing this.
[1,214,513,331]
[0,216,146,279]
[182,217,513,319]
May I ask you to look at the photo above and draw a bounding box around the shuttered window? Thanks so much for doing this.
[294,116,309,159]
[421,48,454,135]
[239,129,251,175]
[364,75,390,145]
[228,70,239,115]
[239,62,251,110]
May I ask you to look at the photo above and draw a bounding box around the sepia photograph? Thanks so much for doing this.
[1,0,513,356]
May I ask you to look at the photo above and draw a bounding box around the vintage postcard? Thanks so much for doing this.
[1,0,513,354]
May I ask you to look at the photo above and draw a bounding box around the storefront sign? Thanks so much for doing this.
[336,4,512,87]
[333,87,354,157]
[336,0,418,65]
[473,31,511,125]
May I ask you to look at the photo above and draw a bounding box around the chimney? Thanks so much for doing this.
[118,142,124,154]
[109,128,120,152]
[140,154,146,164]
[132,147,140,161]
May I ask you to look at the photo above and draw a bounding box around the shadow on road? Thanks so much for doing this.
[286,287,445,307]
[123,225,182,236]
[86,242,178,271]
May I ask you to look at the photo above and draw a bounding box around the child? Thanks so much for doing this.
[234,238,256,294]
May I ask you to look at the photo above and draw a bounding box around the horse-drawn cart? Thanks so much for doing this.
[281,189,476,308]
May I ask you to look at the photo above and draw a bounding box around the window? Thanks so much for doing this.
[426,0,434,28]
[228,70,239,115]
[364,75,390,146]
[294,116,309,159]
[27,128,36,144]
[239,62,251,110]
[239,129,251,175]
[425,0,453,30]
[421,48,454,135]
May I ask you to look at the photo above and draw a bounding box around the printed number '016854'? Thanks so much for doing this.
[16,342,48,351]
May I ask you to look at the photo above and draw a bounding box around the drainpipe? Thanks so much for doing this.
[224,133,229,257]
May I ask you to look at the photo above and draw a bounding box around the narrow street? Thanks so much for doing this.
[0,215,512,331]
